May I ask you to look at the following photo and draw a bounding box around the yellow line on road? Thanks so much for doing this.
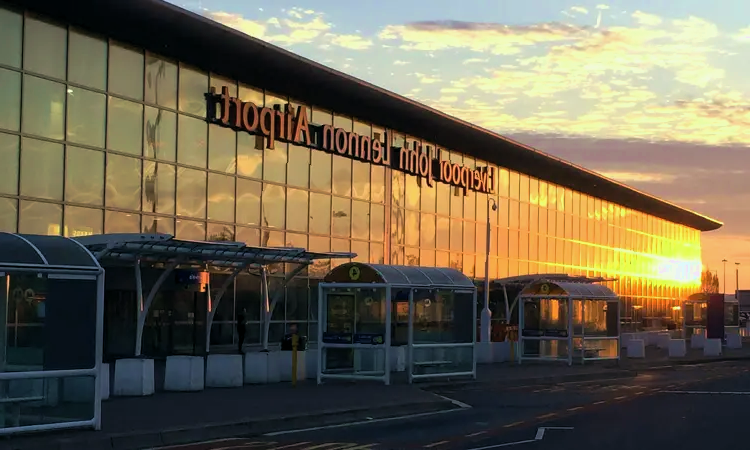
[504,421,525,428]
[567,406,583,412]
[593,400,607,405]
[614,396,627,400]
[423,441,449,448]
[537,413,557,419]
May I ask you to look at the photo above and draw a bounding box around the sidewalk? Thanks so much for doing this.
[618,342,750,370]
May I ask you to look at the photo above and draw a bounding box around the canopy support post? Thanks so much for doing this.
[205,264,250,354]
[261,264,308,351]
[135,260,180,357]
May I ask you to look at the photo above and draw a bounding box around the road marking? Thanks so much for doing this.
[536,413,556,419]
[432,393,473,409]
[464,440,537,449]
[263,407,463,436]
[466,431,487,437]
[614,396,627,400]
[634,391,645,395]
[503,421,525,428]
[663,391,750,395]
[267,443,311,449]
[535,427,574,440]
[567,406,583,411]
[593,400,607,405]
[423,441,449,448]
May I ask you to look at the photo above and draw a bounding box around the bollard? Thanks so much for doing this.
[291,333,299,387]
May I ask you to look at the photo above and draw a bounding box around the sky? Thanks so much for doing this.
[172,0,750,292]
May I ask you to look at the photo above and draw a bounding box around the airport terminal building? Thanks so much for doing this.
[0,0,721,360]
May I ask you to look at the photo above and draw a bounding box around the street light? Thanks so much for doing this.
[481,198,498,351]
[722,259,728,294]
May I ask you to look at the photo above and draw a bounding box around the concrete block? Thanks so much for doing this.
[244,351,269,384]
[704,338,722,356]
[626,339,645,358]
[205,354,243,388]
[656,332,671,349]
[690,333,706,349]
[492,341,511,363]
[164,356,204,392]
[267,351,281,383]
[277,351,306,382]
[668,339,687,358]
[620,333,633,348]
[305,349,318,379]
[114,359,155,396]
[727,333,743,349]
[391,346,406,372]
[102,363,110,401]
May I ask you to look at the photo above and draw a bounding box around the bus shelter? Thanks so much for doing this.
[0,233,104,436]
[518,280,620,366]
[683,293,740,339]
[317,262,477,385]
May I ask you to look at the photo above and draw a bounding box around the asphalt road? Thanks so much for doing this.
[155,361,750,450]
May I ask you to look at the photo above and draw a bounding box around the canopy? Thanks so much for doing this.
[0,232,100,270]
[521,279,618,300]
[324,262,474,288]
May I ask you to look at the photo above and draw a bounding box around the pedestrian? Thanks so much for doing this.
[237,308,247,354]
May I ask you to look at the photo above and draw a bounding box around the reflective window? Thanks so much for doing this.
[68,30,107,90]
[0,133,19,195]
[209,125,236,173]
[421,213,436,248]
[264,143,288,184]
[391,207,404,246]
[176,219,206,240]
[436,183,450,215]
[208,223,235,241]
[371,165,385,204]
[370,203,384,241]
[332,157,351,197]
[142,161,176,215]
[143,215,174,235]
[422,180,436,213]
[145,54,177,109]
[310,151,331,192]
[371,242,384,264]
[67,87,106,147]
[287,145,309,188]
[405,210,420,247]
[236,178,261,226]
[109,43,144,100]
[106,154,142,210]
[0,68,20,132]
[144,107,176,161]
[237,133,263,179]
[286,188,309,232]
[210,75,237,99]
[352,240,369,264]
[405,175,420,210]
[351,200,369,240]
[176,167,207,218]
[392,171,405,209]
[22,75,65,140]
[236,226,260,246]
[352,160,370,201]
[20,138,63,201]
[178,66,208,117]
[64,206,102,237]
[0,8,22,68]
[0,197,16,232]
[178,115,207,168]
[436,216,449,250]
[309,193,330,235]
[261,184,285,229]
[19,200,62,235]
[450,219,462,251]
[207,173,235,223]
[107,97,143,155]
[24,17,66,79]
[105,210,140,233]
[331,196,351,237]
[238,84,263,106]
[66,146,104,205]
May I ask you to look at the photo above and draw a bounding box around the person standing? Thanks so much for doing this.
[236,308,247,354]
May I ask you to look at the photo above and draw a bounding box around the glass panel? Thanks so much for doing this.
[309,193,330,235]
[310,151,332,192]
[142,161,176,215]
[68,30,107,90]
[208,125,236,173]
[261,184,285,229]
[20,138,63,201]
[106,153,142,210]
[142,215,174,235]
[351,200,369,240]
[405,210,420,247]
[352,160,370,201]
[105,210,140,233]
[178,66,208,117]
[178,115,207,168]
[107,43,143,100]
[175,219,206,240]
[176,167,207,218]
[0,8,22,68]
[107,97,143,155]
[370,203,384,242]
[237,133,263,179]
[64,205,102,237]
[145,54,178,109]
[144,107,176,161]
[66,146,104,205]
[207,223,235,241]
[24,17,67,79]
[332,157,352,197]
[0,197,17,232]
[287,145,309,188]
[19,200,62,235]
[371,165,385,204]
[264,143,287,184]
[286,188,309,232]
[0,132,19,195]
[0,68,21,132]
[67,87,106,147]
[22,75,65,140]
[421,213,436,248]
[207,173,235,223]
[236,178,261,226]
[331,196,351,237]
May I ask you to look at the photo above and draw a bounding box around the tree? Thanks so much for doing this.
[700,268,720,294]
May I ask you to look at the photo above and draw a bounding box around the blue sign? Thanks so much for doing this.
[353,333,385,345]
[322,332,353,344]
[175,270,208,285]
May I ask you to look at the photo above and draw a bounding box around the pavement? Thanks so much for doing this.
[4,344,750,450]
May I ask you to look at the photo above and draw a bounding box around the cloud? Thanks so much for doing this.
[631,10,662,26]
[326,33,373,50]
[378,21,590,55]
[735,26,750,41]
[570,6,589,15]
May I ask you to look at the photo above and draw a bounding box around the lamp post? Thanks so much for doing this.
[722,259,728,294]
[736,262,740,298]
[481,198,498,359]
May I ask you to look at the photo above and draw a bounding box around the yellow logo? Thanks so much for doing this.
[349,266,361,281]
[540,283,550,294]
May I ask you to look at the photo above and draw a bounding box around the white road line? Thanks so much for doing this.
[464,439,537,450]
[466,431,487,437]
[432,393,473,409]
[663,391,750,395]
[423,441,449,448]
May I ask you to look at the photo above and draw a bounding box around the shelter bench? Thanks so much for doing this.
[413,360,452,369]
[0,395,44,427]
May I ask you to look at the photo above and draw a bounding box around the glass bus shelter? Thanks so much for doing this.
[317,263,477,385]
[519,280,620,366]
[683,293,740,338]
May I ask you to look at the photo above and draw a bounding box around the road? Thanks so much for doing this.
[154,361,750,450]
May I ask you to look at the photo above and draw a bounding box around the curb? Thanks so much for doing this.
[421,368,637,391]
[3,400,458,450]
[630,354,750,371]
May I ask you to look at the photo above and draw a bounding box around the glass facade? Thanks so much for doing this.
[0,7,703,351]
